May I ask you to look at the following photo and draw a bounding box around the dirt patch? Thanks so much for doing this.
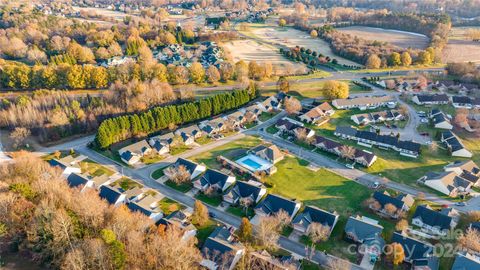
[221,39,307,75]
[337,26,429,49]
[442,27,480,63]
[249,26,359,66]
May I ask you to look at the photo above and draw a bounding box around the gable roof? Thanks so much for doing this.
[302,102,333,118]
[292,205,338,231]
[66,173,90,188]
[344,216,383,241]
[230,181,264,201]
[392,232,434,261]
[412,205,453,231]
[119,140,151,155]
[333,95,394,107]
[373,191,406,209]
[199,169,232,188]
[415,93,449,103]
[251,144,284,161]
[256,194,299,217]
[445,160,480,175]
[275,118,301,131]
[452,252,480,270]
[175,158,201,175]
[99,185,123,204]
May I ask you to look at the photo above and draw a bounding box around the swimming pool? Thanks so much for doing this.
[236,154,273,172]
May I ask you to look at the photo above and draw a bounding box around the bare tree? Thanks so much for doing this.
[458,228,480,253]
[164,165,191,184]
[384,203,398,216]
[308,222,330,243]
[339,145,356,161]
[9,127,31,149]
[284,97,302,115]
[327,258,351,270]
[239,197,253,215]
[255,215,283,249]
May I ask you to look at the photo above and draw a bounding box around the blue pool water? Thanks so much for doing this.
[241,158,262,170]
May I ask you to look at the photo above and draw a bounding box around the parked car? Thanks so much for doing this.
[345,163,354,169]
[455,202,467,206]
[372,182,380,189]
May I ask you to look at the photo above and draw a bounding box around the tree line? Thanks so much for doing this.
[96,87,257,148]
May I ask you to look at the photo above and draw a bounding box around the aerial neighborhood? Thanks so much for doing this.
[2,1,480,270]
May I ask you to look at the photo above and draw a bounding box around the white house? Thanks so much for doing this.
[165,158,206,180]
[118,140,152,165]
[412,205,457,236]
[194,169,236,192]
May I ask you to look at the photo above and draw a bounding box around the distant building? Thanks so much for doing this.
[118,140,152,165]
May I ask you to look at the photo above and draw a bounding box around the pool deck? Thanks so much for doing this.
[236,154,273,172]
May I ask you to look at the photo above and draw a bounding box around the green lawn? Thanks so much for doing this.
[195,193,223,207]
[190,136,262,169]
[151,168,165,180]
[194,220,218,247]
[165,180,193,193]
[158,198,185,216]
[196,136,213,145]
[266,125,279,134]
[111,177,142,190]
[170,144,192,155]
[259,111,279,122]
[79,159,114,177]
[140,154,164,165]
[226,206,255,218]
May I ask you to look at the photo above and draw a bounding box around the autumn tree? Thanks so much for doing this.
[310,30,318,38]
[192,200,209,226]
[395,219,409,232]
[308,223,330,243]
[366,54,382,69]
[284,97,302,115]
[384,203,398,216]
[164,165,191,184]
[206,65,220,84]
[278,18,286,27]
[322,80,349,100]
[9,127,31,149]
[277,76,290,92]
[401,52,412,66]
[255,215,282,249]
[454,108,468,127]
[189,62,206,84]
[458,228,480,253]
[385,243,405,266]
[389,52,402,66]
[237,217,253,242]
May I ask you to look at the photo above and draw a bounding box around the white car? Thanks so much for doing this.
[345,163,354,169]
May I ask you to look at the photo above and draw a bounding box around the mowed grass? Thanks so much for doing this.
[79,159,114,177]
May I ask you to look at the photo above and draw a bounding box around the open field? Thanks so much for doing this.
[442,27,480,63]
[337,26,429,49]
[72,6,140,21]
[244,24,359,66]
[221,40,307,75]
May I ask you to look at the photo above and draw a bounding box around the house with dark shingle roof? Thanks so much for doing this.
[418,171,472,197]
[292,206,339,235]
[344,215,385,261]
[412,205,457,235]
[332,95,395,109]
[412,93,449,105]
[313,135,377,167]
[164,158,206,180]
[223,180,267,205]
[255,194,301,220]
[193,168,236,192]
[452,252,480,270]
[174,124,203,139]
[48,155,83,176]
[441,131,472,158]
[451,95,474,109]
[250,144,284,164]
[371,191,414,218]
[66,173,95,192]
[127,191,164,222]
[444,160,480,187]
[201,226,245,270]
[258,96,281,112]
[99,185,126,207]
[391,231,437,267]
[299,102,334,125]
[118,140,153,165]
[157,209,197,241]
[430,110,453,130]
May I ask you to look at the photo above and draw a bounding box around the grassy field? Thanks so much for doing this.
[194,220,218,247]
[152,168,165,180]
[158,198,185,216]
[196,136,213,145]
[266,156,395,262]
[170,144,193,155]
[140,154,164,165]
[79,159,114,177]
[195,193,223,206]
[226,206,255,218]
[337,26,429,49]
[111,177,142,190]
[165,180,193,193]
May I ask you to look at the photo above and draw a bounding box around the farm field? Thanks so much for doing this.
[221,39,307,75]
[72,6,141,21]
[241,24,359,66]
[337,26,429,49]
[442,27,480,63]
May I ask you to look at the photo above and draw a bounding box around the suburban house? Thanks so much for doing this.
[292,205,339,236]
[441,131,472,158]
[412,93,449,105]
[275,118,314,138]
[258,96,281,112]
[244,104,263,117]
[451,95,480,109]
[391,231,438,269]
[48,155,85,176]
[313,135,377,167]
[452,252,480,270]
[90,174,113,190]
[149,132,175,154]
[444,160,480,187]
[350,110,403,125]
[344,216,385,261]
[335,126,421,158]
[298,102,334,125]
[201,226,245,270]
[174,124,204,140]
[98,185,127,207]
[331,95,396,110]
[66,173,95,192]
[165,158,206,180]
[249,144,284,164]
[200,117,226,136]
[194,169,236,192]
[226,110,246,128]
[127,191,164,222]
[430,109,453,130]
[248,251,293,270]
[370,191,414,218]
[223,180,267,205]
[412,205,457,235]
[418,171,472,197]
[255,194,302,220]
[118,140,153,165]
[157,209,197,241]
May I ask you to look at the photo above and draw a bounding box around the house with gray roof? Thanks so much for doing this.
[157,209,197,241]
[48,155,84,176]
[127,191,164,222]
[452,252,480,270]
[441,131,472,158]
[391,231,437,267]
[255,194,301,220]
[174,124,203,139]
[66,173,95,192]
[370,191,414,218]
[164,158,206,180]
[418,171,473,197]
[412,93,449,105]
[201,226,245,270]
[118,140,152,165]
[99,185,127,207]
[193,169,236,192]
[344,215,385,261]
[444,160,480,187]
[249,144,284,164]
[332,95,396,110]
[430,109,453,130]
[412,205,457,235]
[223,180,267,205]
[292,206,339,235]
